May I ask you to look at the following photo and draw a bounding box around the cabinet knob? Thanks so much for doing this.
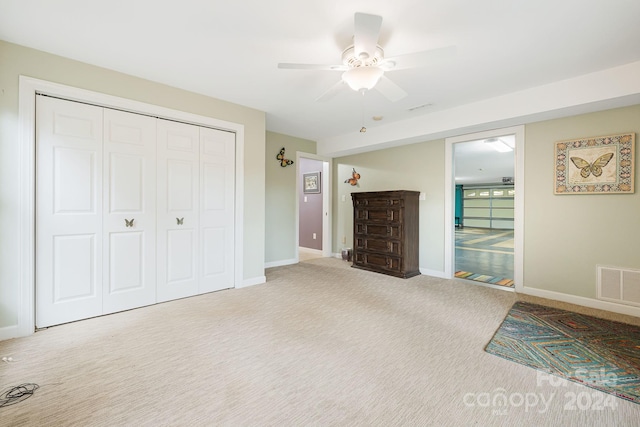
[177,217,184,225]
[125,218,134,227]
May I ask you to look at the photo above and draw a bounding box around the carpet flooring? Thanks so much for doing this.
[1,258,640,425]
[455,270,514,287]
[485,301,640,405]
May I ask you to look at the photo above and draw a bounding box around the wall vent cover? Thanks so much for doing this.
[597,265,640,307]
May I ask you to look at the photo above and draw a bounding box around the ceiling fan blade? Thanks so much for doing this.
[315,80,346,102]
[278,63,347,71]
[353,12,383,60]
[374,76,407,102]
[381,45,457,71]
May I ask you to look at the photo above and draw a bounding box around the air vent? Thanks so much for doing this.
[597,265,640,307]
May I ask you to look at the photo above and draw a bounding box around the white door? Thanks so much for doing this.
[199,127,235,292]
[36,96,104,327]
[156,119,200,302]
[102,109,157,314]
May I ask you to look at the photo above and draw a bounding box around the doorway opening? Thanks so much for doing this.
[296,152,332,262]
[444,126,524,292]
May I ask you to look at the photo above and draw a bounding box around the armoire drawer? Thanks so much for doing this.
[354,197,403,208]
[354,252,402,273]
[354,237,402,256]
[354,208,402,223]
[354,223,402,238]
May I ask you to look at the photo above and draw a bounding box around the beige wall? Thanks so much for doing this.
[333,141,446,273]
[331,104,640,303]
[524,104,640,298]
[265,131,316,263]
[0,40,266,328]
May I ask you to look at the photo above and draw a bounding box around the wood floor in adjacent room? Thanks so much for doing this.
[1,258,639,426]
[456,227,514,284]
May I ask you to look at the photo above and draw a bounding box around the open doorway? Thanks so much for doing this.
[444,126,524,292]
[296,152,332,262]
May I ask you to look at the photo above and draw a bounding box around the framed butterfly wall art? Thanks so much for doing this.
[554,133,635,194]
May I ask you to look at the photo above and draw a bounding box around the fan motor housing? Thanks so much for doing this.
[342,45,385,67]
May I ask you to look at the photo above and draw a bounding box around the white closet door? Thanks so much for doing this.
[156,119,200,302]
[199,127,235,293]
[102,109,157,314]
[36,96,104,328]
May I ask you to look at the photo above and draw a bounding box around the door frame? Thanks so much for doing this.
[444,125,524,292]
[295,152,332,260]
[17,76,245,337]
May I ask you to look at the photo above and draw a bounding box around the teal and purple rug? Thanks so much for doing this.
[485,301,640,404]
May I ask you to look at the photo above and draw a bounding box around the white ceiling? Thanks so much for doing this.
[1,0,640,164]
[454,136,515,185]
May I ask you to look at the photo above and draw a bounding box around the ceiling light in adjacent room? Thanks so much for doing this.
[485,138,513,153]
[342,66,384,91]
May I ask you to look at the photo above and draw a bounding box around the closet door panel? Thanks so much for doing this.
[199,128,235,292]
[157,119,200,302]
[103,108,157,314]
[36,96,104,328]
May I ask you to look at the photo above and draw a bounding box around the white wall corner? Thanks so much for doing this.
[265,258,298,269]
[420,268,448,279]
[238,276,267,288]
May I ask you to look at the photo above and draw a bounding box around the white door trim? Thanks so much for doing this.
[295,152,333,260]
[18,75,245,337]
[444,125,524,292]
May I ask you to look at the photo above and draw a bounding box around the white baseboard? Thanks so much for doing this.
[265,258,298,269]
[238,276,266,288]
[0,325,19,342]
[419,268,448,279]
[519,286,640,318]
[332,252,343,259]
[298,247,322,255]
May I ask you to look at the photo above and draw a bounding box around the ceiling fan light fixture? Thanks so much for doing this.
[342,66,384,91]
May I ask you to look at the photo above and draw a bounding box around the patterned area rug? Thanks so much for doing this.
[455,270,514,287]
[486,301,640,404]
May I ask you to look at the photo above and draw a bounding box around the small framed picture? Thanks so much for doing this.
[303,171,321,194]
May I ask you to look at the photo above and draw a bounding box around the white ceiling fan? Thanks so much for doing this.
[278,12,455,102]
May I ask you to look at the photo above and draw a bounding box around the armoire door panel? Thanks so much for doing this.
[102,108,156,314]
[36,95,104,328]
[157,119,200,302]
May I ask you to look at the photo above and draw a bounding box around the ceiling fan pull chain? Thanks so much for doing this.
[360,90,367,133]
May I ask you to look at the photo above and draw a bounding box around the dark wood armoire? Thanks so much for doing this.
[351,190,420,278]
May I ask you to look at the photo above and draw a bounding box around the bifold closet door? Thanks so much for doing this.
[156,119,200,302]
[199,127,235,292]
[36,96,104,328]
[102,109,157,314]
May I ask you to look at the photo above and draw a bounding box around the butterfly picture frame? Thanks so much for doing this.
[554,133,635,194]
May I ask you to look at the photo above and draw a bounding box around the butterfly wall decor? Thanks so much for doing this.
[344,168,360,186]
[276,147,294,167]
[570,153,614,178]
